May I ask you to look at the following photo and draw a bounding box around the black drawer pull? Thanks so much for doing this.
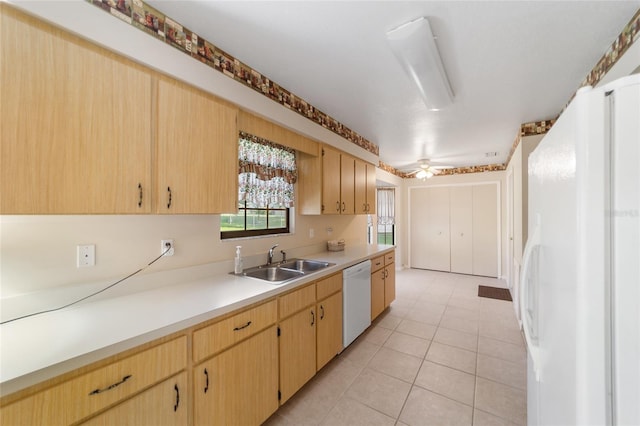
[204,368,209,393]
[137,183,143,208]
[89,374,132,395]
[233,321,252,331]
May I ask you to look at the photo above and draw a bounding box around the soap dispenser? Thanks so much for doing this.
[234,246,244,274]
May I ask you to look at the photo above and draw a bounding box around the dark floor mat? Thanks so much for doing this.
[478,285,512,301]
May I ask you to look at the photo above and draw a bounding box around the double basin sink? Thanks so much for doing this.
[240,259,335,285]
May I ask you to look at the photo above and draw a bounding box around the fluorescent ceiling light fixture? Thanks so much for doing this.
[386,17,454,110]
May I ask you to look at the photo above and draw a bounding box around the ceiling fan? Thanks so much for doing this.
[399,158,453,179]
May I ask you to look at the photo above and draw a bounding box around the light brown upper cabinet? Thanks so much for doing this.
[155,77,238,214]
[321,146,355,215]
[355,160,376,215]
[0,5,152,214]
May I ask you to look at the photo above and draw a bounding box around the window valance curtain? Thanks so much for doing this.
[238,131,297,208]
[377,188,395,225]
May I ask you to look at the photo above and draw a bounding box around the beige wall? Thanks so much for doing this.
[0,213,367,297]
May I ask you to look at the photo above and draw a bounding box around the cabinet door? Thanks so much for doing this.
[371,269,385,321]
[82,373,187,426]
[472,184,498,277]
[194,326,278,426]
[366,163,377,215]
[384,265,396,308]
[340,154,355,214]
[279,308,316,403]
[322,146,342,214]
[0,7,152,214]
[450,186,473,274]
[354,159,368,214]
[317,291,343,370]
[156,77,238,214]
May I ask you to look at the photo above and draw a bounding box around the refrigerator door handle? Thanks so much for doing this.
[521,215,541,381]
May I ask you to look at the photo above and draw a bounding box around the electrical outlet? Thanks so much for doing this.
[77,244,95,267]
[161,239,174,256]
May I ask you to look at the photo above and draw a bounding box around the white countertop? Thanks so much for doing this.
[0,244,394,396]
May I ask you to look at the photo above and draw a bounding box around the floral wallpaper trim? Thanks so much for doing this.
[87,0,379,156]
[580,8,640,90]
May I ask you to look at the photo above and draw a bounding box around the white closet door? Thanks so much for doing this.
[410,188,431,269]
[410,187,451,271]
[450,186,473,274]
[472,184,498,277]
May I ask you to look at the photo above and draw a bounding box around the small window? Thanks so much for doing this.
[221,132,296,239]
[377,188,395,245]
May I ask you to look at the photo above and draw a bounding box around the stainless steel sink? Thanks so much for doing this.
[239,258,334,285]
[242,266,303,284]
[279,259,334,273]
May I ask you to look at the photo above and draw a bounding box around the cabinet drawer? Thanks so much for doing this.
[385,251,395,265]
[193,300,277,362]
[279,284,316,319]
[81,372,187,426]
[316,272,342,301]
[371,255,384,271]
[0,337,187,426]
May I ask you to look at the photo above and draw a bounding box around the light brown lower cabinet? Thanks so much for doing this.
[371,267,386,320]
[193,326,279,426]
[81,372,187,426]
[316,290,343,370]
[278,306,317,404]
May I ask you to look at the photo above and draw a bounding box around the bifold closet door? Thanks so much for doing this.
[410,187,450,271]
[472,184,498,277]
[450,186,473,274]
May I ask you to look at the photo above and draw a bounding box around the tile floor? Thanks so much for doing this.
[264,268,527,426]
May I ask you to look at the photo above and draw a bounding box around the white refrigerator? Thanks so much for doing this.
[521,74,639,425]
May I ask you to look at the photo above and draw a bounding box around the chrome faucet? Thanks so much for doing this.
[267,244,279,265]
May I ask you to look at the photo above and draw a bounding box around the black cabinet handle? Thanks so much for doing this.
[88,375,132,395]
[233,321,252,331]
[204,368,209,393]
[167,186,172,209]
[342,201,346,212]
[310,309,315,326]
[336,201,340,212]
[174,384,179,411]
[138,183,143,208]
[320,305,325,320]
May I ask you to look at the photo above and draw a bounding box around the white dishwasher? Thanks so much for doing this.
[342,260,371,347]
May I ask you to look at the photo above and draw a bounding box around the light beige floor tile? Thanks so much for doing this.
[320,397,396,426]
[263,412,302,426]
[345,368,412,418]
[475,378,526,425]
[477,336,526,365]
[478,321,524,346]
[433,327,478,352]
[447,296,481,311]
[399,386,473,426]
[473,409,520,426]
[476,354,526,390]
[419,291,452,305]
[342,338,380,366]
[439,314,479,335]
[444,305,479,321]
[367,346,422,383]
[314,355,363,394]
[405,307,444,326]
[363,325,393,345]
[396,319,437,340]
[275,378,338,425]
[415,361,476,406]
[383,331,431,358]
[375,313,403,330]
[426,342,477,374]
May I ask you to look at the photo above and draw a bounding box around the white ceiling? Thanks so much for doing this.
[147,1,639,170]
